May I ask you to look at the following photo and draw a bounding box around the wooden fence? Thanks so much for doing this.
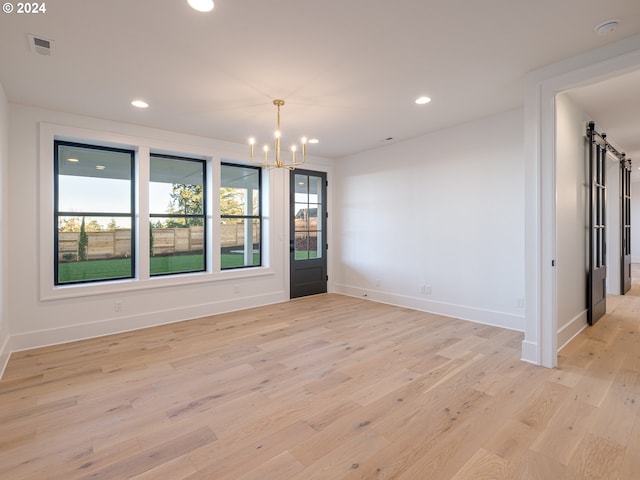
[58,225,259,262]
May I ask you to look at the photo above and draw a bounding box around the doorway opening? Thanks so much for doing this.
[524,38,640,368]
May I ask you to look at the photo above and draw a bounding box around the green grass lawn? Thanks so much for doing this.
[58,253,261,283]
[58,258,132,283]
[295,251,319,260]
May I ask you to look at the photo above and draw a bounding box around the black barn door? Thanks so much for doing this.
[621,156,632,294]
[587,122,607,325]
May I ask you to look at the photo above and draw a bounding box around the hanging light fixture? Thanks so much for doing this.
[249,99,308,170]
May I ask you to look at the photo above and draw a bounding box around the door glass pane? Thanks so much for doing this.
[309,176,323,204]
[294,174,308,203]
[295,232,310,260]
[294,203,310,231]
[308,206,319,233]
[293,174,323,260]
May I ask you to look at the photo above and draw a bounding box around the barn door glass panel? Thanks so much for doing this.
[55,141,135,285]
[149,154,206,276]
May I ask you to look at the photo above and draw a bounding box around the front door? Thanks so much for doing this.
[621,157,632,294]
[290,169,327,298]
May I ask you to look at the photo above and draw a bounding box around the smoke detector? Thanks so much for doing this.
[28,34,54,56]
[594,19,620,36]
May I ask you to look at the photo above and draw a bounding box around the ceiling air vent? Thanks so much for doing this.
[28,34,54,56]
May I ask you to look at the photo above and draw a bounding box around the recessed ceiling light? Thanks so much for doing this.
[594,19,620,36]
[96,165,106,170]
[67,157,79,163]
[188,0,214,12]
[308,139,319,144]
[131,100,149,109]
[415,96,432,105]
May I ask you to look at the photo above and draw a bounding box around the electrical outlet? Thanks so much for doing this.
[420,284,432,294]
[114,301,122,312]
[375,279,381,288]
[516,297,525,308]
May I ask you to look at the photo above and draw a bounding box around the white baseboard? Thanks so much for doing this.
[334,283,524,331]
[520,340,539,365]
[557,310,588,351]
[4,291,286,361]
[0,333,10,379]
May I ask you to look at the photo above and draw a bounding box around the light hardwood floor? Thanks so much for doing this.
[1,290,639,479]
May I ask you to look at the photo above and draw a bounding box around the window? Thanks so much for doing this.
[46,126,271,297]
[293,173,324,260]
[149,154,206,276]
[54,141,135,285]
[220,163,261,269]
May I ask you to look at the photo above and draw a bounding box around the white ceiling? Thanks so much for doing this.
[1,0,640,160]
[566,69,640,180]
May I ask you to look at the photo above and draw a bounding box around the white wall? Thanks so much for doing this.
[0,84,9,375]
[5,104,332,354]
[334,108,525,331]
[554,93,589,348]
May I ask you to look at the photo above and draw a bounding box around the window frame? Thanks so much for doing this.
[54,140,136,285]
[149,153,207,277]
[39,123,274,301]
[220,162,263,270]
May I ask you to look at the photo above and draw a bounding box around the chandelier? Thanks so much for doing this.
[249,99,308,170]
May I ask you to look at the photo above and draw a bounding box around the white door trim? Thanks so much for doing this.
[523,34,640,367]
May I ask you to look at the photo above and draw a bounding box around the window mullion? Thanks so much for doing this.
[137,146,151,281]
[210,160,221,273]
